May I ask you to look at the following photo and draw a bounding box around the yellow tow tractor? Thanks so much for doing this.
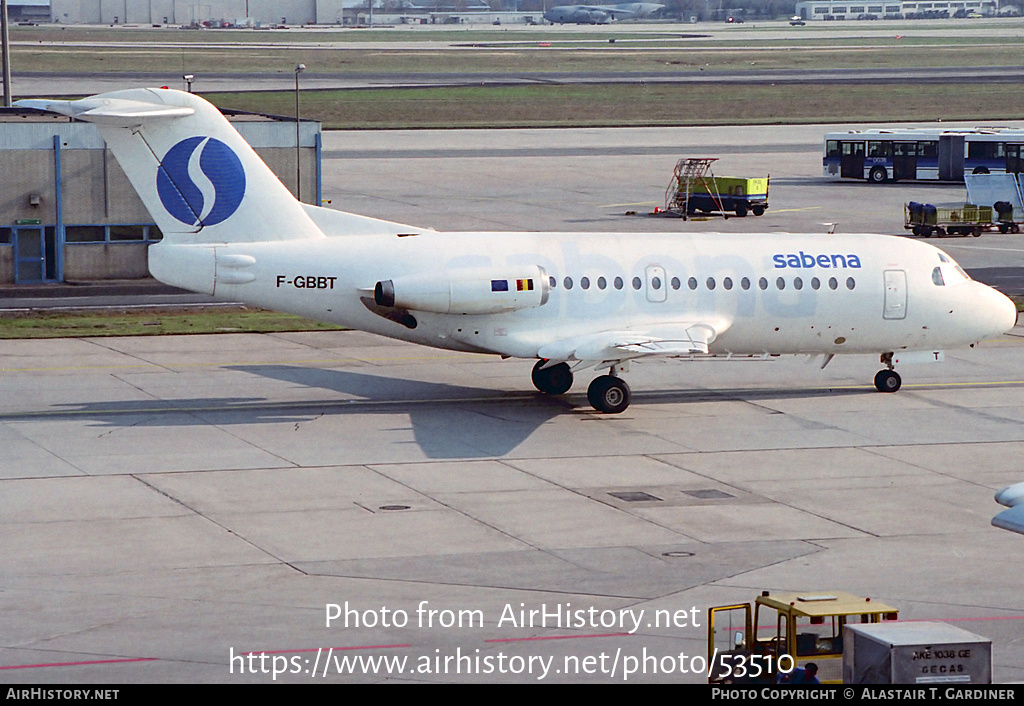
[707,590,899,684]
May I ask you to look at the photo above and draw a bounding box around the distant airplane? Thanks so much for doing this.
[543,2,665,24]
[17,89,1018,413]
[993,483,1024,535]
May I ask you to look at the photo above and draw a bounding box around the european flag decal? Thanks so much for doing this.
[491,280,509,292]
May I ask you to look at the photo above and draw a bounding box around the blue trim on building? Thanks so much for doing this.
[53,134,65,282]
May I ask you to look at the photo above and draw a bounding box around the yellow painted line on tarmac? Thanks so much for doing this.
[3,379,1023,420]
[769,207,822,214]
[600,201,660,208]
[0,353,475,374]
[815,379,1024,391]
[0,394,541,419]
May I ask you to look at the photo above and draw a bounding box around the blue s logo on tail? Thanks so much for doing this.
[157,137,245,226]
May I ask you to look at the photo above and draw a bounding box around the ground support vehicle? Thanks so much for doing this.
[707,590,899,684]
[905,202,994,237]
[665,158,769,219]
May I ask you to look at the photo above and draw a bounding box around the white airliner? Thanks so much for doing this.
[18,89,1018,413]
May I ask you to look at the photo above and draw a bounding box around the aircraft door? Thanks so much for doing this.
[883,269,907,320]
[645,265,667,303]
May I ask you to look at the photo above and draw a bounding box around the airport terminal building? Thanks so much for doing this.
[0,107,320,285]
[793,0,1000,18]
[47,1,398,25]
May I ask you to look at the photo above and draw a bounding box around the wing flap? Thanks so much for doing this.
[538,321,725,362]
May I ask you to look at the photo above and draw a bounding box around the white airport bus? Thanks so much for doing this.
[823,127,1024,183]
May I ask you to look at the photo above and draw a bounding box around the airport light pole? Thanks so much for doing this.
[294,63,305,202]
[2,0,12,107]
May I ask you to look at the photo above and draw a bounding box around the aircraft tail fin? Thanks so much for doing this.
[17,88,323,244]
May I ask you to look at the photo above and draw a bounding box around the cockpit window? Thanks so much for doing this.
[932,267,945,286]
[954,265,971,280]
[938,253,950,263]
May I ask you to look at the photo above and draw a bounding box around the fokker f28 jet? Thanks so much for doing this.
[18,89,1018,413]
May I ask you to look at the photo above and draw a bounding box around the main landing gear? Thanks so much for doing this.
[874,352,902,392]
[531,360,632,413]
[587,375,631,414]
[531,359,573,395]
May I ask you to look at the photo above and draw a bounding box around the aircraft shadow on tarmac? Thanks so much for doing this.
[35,365,881,460]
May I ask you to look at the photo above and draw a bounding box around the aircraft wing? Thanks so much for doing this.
[537,320,727,364]
[993,482,1024,535]
[585,4,638,15]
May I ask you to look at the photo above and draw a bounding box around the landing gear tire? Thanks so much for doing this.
[587,375,631,414]
[874,369,902,392]
[532,360,573,395]
[869,166,888,184]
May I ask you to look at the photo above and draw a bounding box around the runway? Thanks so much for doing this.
[2,327,1024,682]
[19,65,1024,97]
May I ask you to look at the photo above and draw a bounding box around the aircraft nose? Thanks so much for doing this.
[977,283,1018,338]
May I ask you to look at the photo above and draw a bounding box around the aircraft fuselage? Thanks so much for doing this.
[150,230,1013,361]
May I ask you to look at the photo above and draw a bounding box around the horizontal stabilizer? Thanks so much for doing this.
[16,96,195,126]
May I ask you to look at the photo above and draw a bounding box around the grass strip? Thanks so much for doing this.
[0,307,346,339]
[205,82,1024,129]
